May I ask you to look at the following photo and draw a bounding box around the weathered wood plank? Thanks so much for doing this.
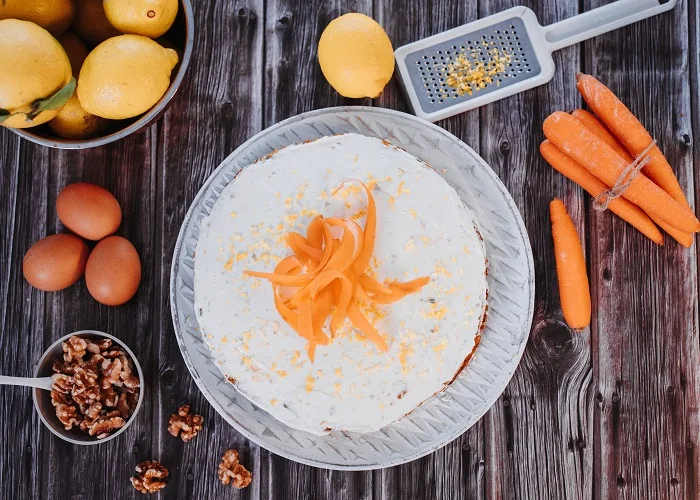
[583,1,699,498]
[688,0,700,498]
[154,1,266,499]
[0,130,19,339]
[0,137,49,499]
[264,0,372,127]
[478,1,593,499]
[40,133,155,500]
[374,1,486,499]
[263,1,374,499]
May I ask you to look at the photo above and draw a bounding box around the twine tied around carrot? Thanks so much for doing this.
[592,140,657,211]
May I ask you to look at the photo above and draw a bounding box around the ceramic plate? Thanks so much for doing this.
[170,106,534,470]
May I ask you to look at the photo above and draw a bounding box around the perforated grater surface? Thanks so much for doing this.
[395,0,678,122]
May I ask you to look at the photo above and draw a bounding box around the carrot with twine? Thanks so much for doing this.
[542,111,700,234]
[570,109,693,247]
[550,199,591,329]
[575,74,689,208]
[540,140,663,245]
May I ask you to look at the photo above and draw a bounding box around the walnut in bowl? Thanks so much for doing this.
[33,330,144,445]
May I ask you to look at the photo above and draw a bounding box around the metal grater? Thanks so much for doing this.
[405,18,541,116]
[395,0,678,122]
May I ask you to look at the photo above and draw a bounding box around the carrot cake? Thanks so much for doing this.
[194,133,488,435]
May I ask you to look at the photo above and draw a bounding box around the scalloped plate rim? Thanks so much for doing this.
[170,106,534,470]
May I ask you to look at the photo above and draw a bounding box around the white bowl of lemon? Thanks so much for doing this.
[0,0,193,149]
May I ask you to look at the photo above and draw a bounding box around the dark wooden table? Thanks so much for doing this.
[1,1,698,498]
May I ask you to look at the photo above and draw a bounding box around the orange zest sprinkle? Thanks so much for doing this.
[245,180,430,361]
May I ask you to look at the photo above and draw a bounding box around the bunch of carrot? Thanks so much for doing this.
[542,74,700,329]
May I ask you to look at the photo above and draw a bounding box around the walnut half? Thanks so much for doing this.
[131,460,168,494]
[218,449,252,489]
[88,416,125,439]
[167,404,204,442]
[63,336,87,363]
[55,404,80,430]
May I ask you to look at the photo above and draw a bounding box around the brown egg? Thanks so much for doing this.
[85,236,141,306]
[23,234,90,292]
[57,183,122,241]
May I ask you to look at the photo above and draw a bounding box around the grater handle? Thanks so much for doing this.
[542,0,678,52]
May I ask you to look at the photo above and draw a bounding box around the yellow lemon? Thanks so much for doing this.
[77,35,178,119]
[0,19,73,129]
[48,94,109,139]
[0,0,76,36]
[318,13,394,98]
[104,0,179,39]
[72,0,122,44]
[57,31,88,75]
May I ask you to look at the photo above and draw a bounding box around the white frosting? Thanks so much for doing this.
[194,133,488,435]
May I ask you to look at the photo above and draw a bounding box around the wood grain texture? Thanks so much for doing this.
[374,2,485,500]
[584,1,700,499]
[263,2,373,499]
[154,2,265,500]
[478,1,593,499]
[0,137,46,500]
[0,0,699,498]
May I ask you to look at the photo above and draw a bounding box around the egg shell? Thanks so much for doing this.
[57,183,122,241]
[85,236,141,306]
[23,234,90,292]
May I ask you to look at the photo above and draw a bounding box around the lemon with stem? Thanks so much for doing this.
[0,19,74,129]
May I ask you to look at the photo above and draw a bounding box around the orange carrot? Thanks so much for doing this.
[575,74,689,207]
[247,217,334,285]
[540,140,663,245]
[550,199,591,329]
[570,110,694,247]
[543,111,700,233]
[571,109,631,159]
[333,181,376,275]
[346,302,388,352]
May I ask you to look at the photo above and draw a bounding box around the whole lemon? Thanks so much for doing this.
[318,13,394,99]
[0,0,76,36]
[77,35,179,119]
[57,31,88,75]
[0,19,73,129]
[48,94,109,139]
[104,0,179,39]
[72,0,121,44]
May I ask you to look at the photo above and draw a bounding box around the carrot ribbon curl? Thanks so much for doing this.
[245,180,430,361]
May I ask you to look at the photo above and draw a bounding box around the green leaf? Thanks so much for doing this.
[26,77,76,120]
[0,109,10,124]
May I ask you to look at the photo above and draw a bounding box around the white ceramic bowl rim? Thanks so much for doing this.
[32,330,145,446]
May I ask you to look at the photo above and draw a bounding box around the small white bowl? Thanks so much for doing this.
[32,330,144,445]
